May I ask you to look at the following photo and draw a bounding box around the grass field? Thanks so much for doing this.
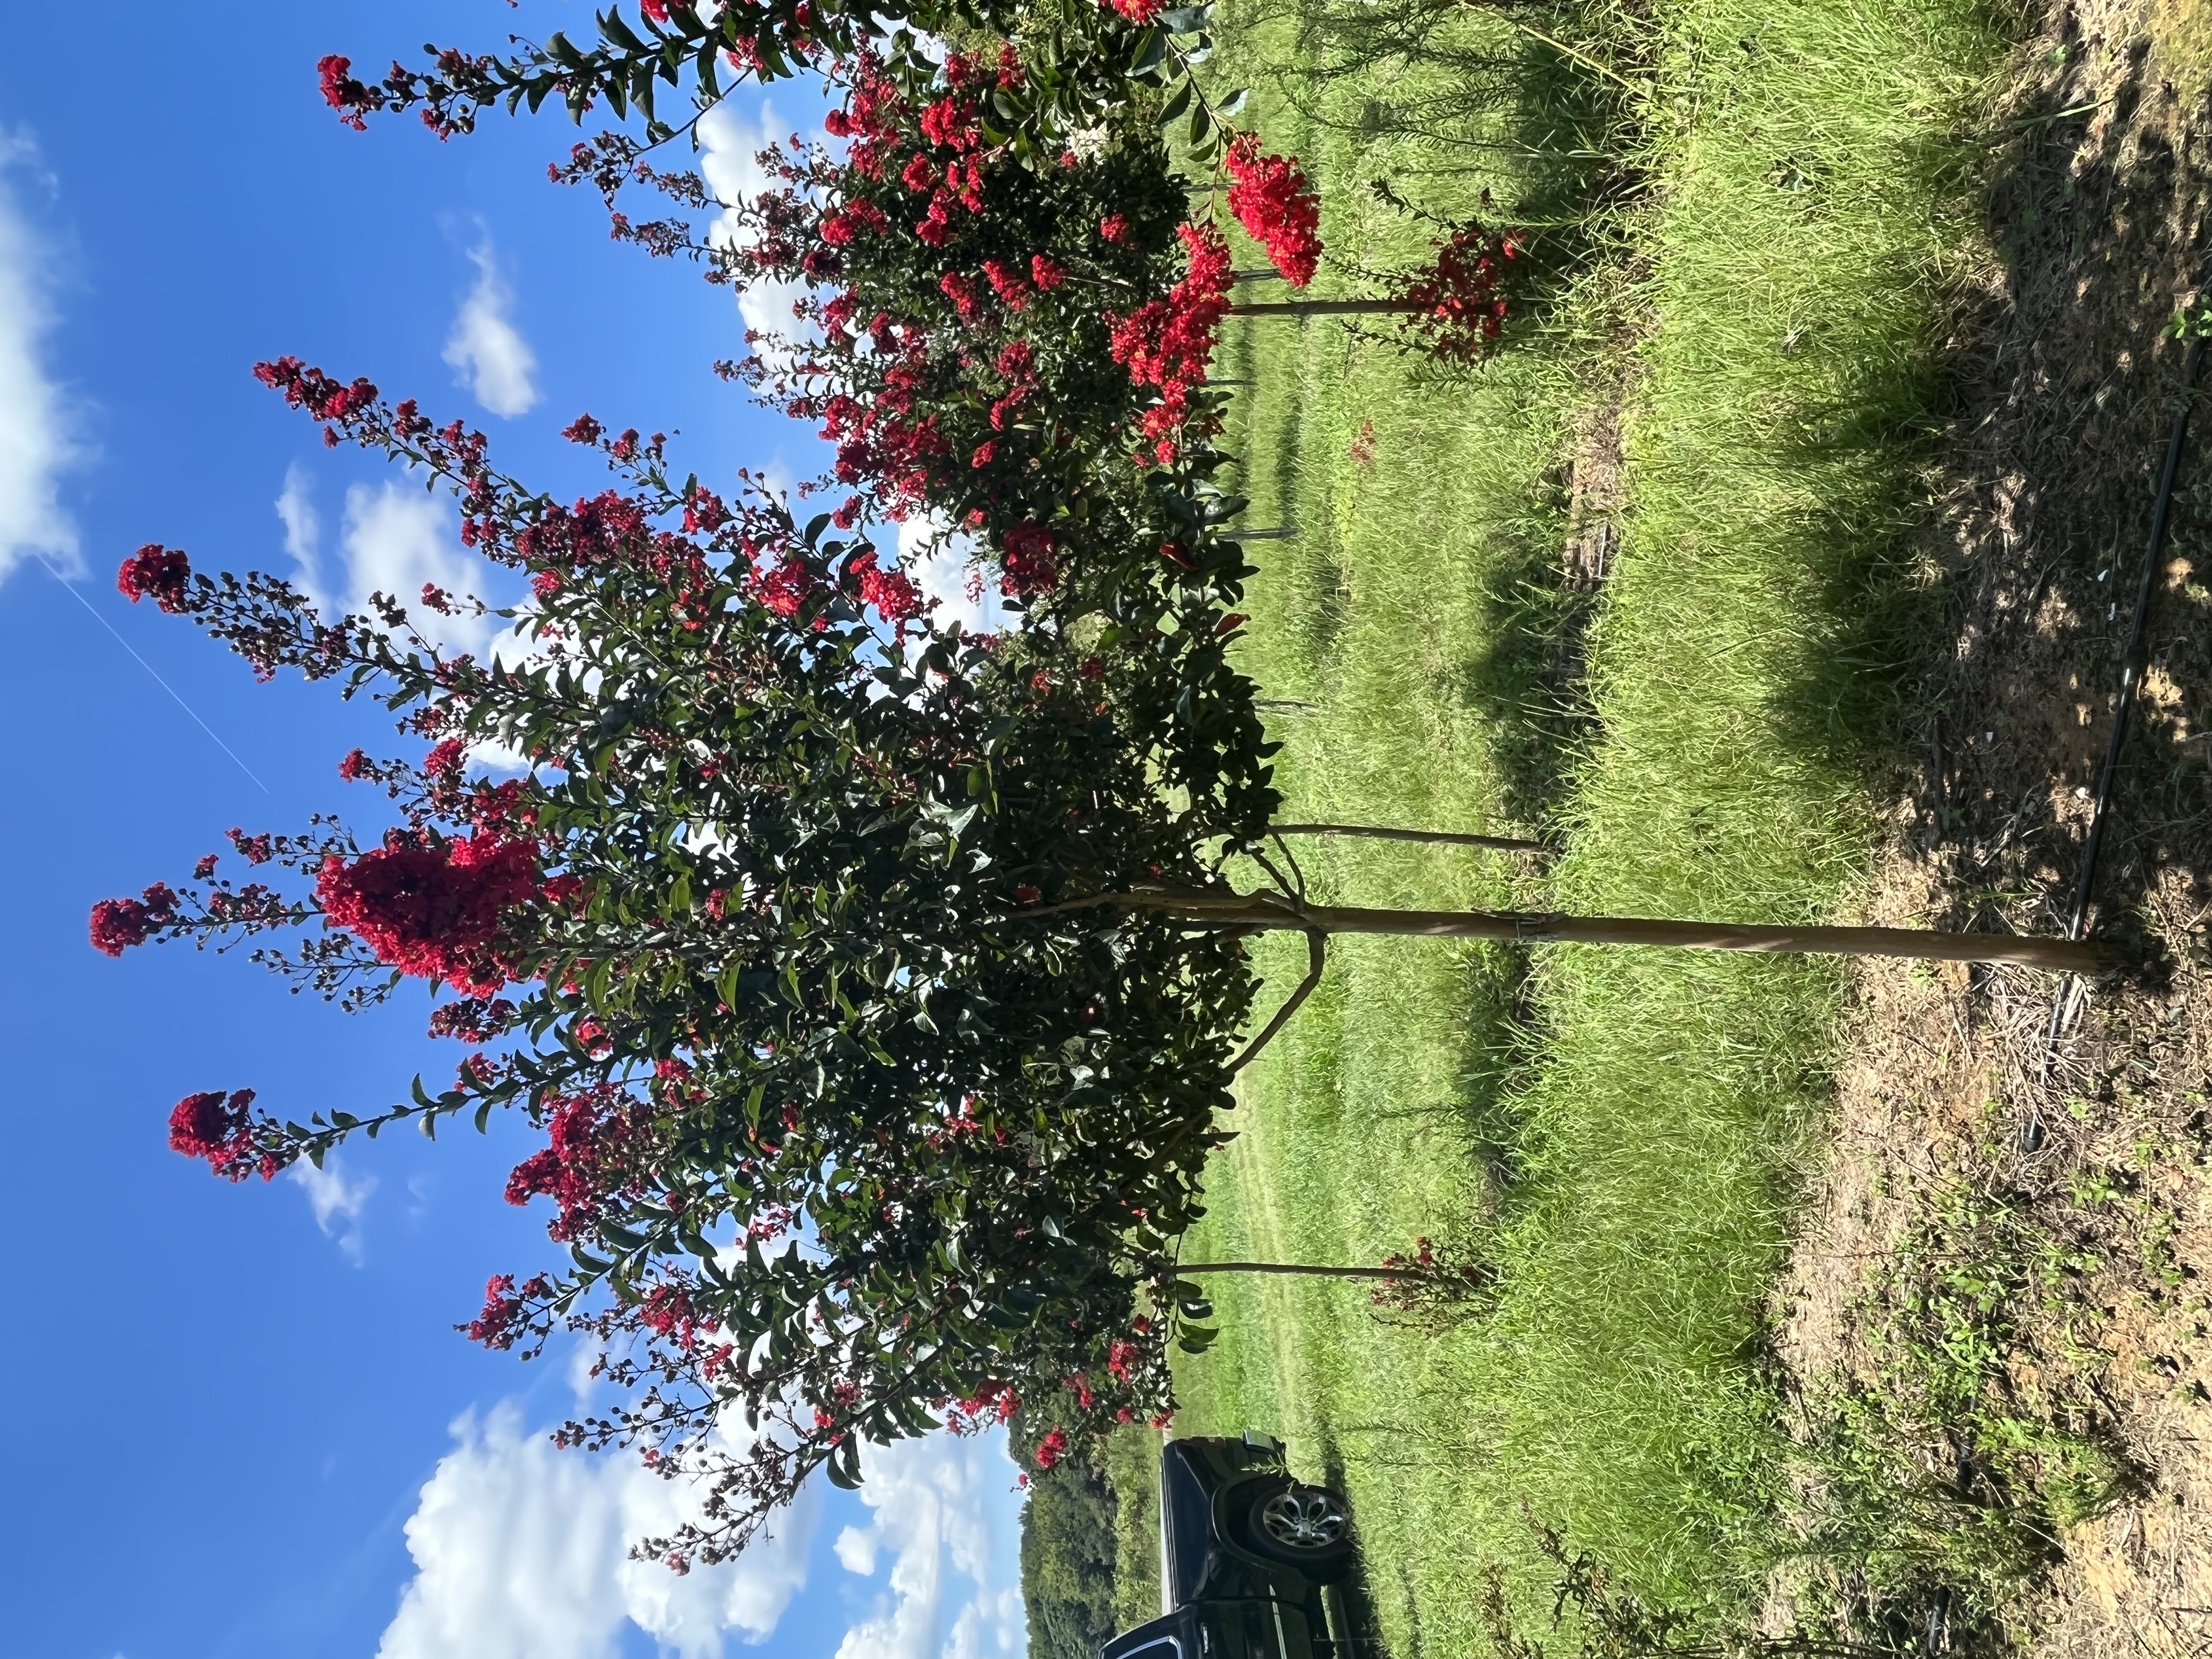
[1157,0,2023,1649]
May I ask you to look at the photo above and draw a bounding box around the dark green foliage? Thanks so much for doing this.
[142,363,1281,1568]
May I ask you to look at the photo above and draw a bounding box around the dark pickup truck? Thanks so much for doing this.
[1098,1431,1354,1659]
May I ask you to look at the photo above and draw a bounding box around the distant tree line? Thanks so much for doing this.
[1014,1413,1122,1659]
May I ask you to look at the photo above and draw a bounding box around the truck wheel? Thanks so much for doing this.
[1248,1484,1352,1572]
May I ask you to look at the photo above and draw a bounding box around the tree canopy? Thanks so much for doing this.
[103,357,1274,1561]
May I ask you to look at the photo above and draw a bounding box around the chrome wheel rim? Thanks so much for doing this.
[1258,1487,1347,1550]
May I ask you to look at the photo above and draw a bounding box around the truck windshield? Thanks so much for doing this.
[1160,1447,1215,1604]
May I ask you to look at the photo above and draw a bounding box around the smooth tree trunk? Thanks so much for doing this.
[1163,894,2111,973]
[1228,298,1415,317]
[1269,822,1549,854]
[1023,888,2111,974]
[1176,1261,1418,1280]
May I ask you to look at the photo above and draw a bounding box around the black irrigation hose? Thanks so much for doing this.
[2038,308,2210,1080]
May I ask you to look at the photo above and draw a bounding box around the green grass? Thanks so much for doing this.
[1099,1423,1166,1632]
[1166,0,2019,1650]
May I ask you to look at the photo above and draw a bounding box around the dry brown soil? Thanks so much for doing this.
[1766,1,2212,1651]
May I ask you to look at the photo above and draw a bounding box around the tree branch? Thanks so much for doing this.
[1228,929,1327,1075]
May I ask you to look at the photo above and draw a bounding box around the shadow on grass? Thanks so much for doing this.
[1266,0,1646,257]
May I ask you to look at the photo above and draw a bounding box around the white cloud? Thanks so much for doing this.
[276,460,320,570]
[289,1153,375,1263]
[379,1403,819,1659]
[696,101,812,362]
[834,1526,879,1576]
[899,516,1009,639]
[279,466,515,663]
[832,1431,1026,1659]
[0,132,81,582]
[280,467,542,769]
[444,239,540,418]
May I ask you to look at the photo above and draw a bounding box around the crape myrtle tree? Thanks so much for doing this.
[98,363,1280,1566]
[99,371,2112,1522]
[97,387,2097,1586]
[94,0,2119,1576]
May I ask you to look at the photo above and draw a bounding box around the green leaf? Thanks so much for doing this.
[600,8,648,50]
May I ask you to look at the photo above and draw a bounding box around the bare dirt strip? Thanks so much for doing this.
[1767,1,2212,1651]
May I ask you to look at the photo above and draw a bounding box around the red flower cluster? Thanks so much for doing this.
[1108,223,1234,465]
[512,489,648,572]
[752,553,821,619]
[317,54,375,131]
[253,357,380,436]
[89,883,180,956]
[315,832,543,994]
[939,269,984,323]
[503,1086,645,1241]
[317,50,479,140]
[228,827,274,865]
[980,258,1031,312]
[849,549,924,624]
[999,524,1059,597]
[1369,1234,1497,1316]
[1391,224,1520,363]
[1224,137,1323,287]
[466,1270,553,1349]
[116,544,193,613]
[1034,1426,1071,1470]
[945,1379,1020,1435]
[1104,0,1163,21]
[427,996,518,1042]
[816,366,951,515]
[168,1088,269,1180]
[638,1281,703,1350]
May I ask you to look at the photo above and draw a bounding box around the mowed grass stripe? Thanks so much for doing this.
[1167,0,2015,1651]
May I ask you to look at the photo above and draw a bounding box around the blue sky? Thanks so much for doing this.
[0,5,1024,1658]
